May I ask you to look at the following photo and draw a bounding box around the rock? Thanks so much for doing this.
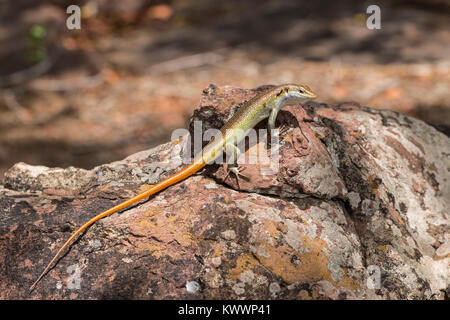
[0,84,448,299]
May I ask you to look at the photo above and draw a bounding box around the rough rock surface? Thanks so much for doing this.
[0,85,449,299]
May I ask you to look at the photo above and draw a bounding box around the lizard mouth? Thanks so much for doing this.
[303,91,317,99]
[308,92,318,99]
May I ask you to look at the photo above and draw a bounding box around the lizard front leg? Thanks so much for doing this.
[268,107,288,144]
[268,107,279,132]
[269,106,309,143]
[268,108,288,135]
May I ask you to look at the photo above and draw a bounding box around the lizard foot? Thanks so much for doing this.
[224,165,248,190]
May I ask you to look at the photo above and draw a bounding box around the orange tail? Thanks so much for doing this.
[29,159,206,292]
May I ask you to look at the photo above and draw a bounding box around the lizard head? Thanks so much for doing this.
[288,84,318,99]
[274,84,318,109]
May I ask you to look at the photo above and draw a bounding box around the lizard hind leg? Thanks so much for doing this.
[224,164,249,190]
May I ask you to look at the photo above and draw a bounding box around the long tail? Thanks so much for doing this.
[29,159,206,292]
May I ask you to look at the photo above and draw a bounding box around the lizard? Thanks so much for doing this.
[29,83,317,292]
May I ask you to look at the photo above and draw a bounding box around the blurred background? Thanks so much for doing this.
[0,0,449,180]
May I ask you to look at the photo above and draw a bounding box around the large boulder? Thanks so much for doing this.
[0,85,448,299]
